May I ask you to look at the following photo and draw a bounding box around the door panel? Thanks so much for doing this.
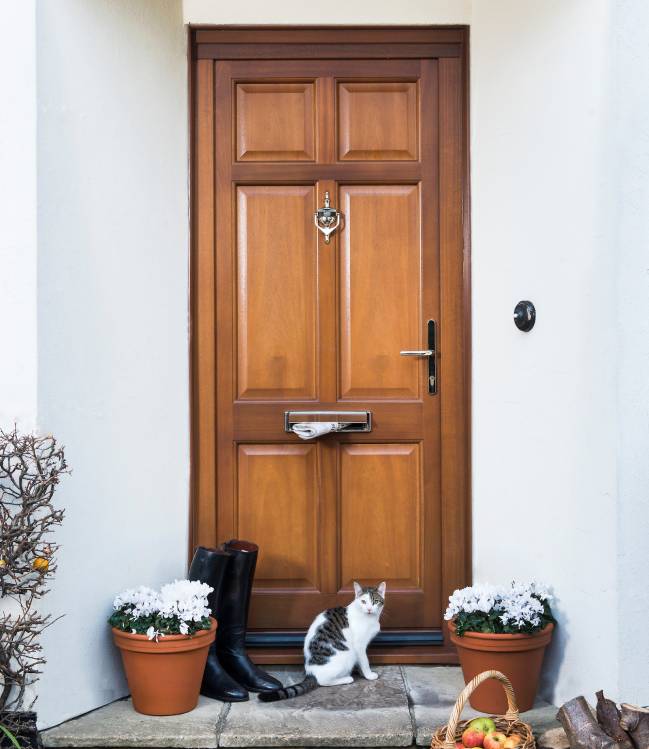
[340,443,422,597]
[193,31,469,663]
[339,184,422,400]
[237,444,320,590]
[235,82,316,162]
[337,81,419,161]
[236,185,318,400]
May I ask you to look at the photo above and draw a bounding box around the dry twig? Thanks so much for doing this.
[0,427,68,711]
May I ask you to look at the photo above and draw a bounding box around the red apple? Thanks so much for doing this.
[456,743,466,749]
[461,728,485,748]
[483,732,507,749]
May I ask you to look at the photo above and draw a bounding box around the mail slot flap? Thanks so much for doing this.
[284,410,372,433]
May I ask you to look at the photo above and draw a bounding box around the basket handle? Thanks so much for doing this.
[440,670,520,749]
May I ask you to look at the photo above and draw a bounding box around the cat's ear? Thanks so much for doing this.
[378,581,387,598]
[353,581,363,598]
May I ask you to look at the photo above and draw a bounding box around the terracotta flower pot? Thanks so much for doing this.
[448,620,554,713]
[112,617,217,715]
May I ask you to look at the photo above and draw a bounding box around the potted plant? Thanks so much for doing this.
[445,582,555,713]
[0,428,68,749]
[0,723,21,749]
[109,580,216,715]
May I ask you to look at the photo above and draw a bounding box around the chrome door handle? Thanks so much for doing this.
[400,350,433,357]
[400,320,438,395]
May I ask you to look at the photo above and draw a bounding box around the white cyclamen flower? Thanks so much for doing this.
[114,586,160,617]
[146,626,162,641]
[445,581,548,629]
[159,579,213,625]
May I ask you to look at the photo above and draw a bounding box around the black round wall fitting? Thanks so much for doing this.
[514,300,536,332]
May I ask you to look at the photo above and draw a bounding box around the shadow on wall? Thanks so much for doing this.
[539,601,567,706]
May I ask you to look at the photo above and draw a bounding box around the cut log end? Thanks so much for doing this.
[557,696,622,749]
[620,704,649,749]
[596,690,635,749]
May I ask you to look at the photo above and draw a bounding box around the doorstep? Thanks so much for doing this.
[42,666,560,748]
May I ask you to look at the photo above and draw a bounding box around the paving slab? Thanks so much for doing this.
[537,726,569,749]
[218,667,413,747]
[40,665,558,748]
[402,666,559,746]
[42,695,228,748]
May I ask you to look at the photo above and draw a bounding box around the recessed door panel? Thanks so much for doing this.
[339,184,422,400]
[340,443,422,595]
[237,443,320,590]
[237,185,318,400]
[236,82,315,161]
[337,81,418,161]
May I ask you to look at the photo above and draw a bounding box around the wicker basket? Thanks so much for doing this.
[430,670,536,749]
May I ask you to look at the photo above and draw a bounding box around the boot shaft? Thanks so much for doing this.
[188,545,232,614]
[217,540,258,642]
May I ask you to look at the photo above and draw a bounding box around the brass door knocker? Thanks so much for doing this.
[314,191,341,244]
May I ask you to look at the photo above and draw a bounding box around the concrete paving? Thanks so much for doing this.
[42,695,228,748]
[42,666,560,748]
[219,667,412,747]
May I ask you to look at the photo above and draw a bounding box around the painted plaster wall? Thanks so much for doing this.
[609,0,649,707]
[35,0,190,728]
[183,0,471,24]
[15,0,646,728]
[469,1,618,707]
[0,1,38,428]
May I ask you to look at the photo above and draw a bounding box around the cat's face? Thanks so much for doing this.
[353,581,386,616]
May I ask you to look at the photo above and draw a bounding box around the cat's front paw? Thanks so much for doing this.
[365,671,379,681]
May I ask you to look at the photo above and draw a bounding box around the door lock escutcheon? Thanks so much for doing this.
[314,191,341,244]
[400,320,438,395]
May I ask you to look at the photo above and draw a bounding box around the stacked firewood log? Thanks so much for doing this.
[555,691,649,749]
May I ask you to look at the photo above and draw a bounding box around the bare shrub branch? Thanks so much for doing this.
[0,426,68,711]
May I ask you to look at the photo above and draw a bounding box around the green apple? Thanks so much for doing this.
[468,717,497,735]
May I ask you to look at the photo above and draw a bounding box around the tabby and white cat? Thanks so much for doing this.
[258,581,386,702]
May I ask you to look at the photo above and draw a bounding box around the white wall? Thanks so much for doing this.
[609,0,649,707]
[20,0,647,728]
[469,0,620,707]
[0,0,38,429]
[183,0,470,24]
[35,0,190,728]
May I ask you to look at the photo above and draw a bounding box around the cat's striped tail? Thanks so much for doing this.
[258,675,318,702]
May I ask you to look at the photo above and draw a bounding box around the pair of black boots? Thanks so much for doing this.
[188,540,282,701]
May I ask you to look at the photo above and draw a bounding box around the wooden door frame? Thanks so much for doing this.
[189,26,471,664]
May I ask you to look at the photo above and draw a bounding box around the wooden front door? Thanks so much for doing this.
[192,28,470,663]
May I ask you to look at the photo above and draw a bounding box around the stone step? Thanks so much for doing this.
[42,666,559,748]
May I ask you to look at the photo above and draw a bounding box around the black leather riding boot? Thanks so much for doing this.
[215,540,283,693]
[188,546,249,702]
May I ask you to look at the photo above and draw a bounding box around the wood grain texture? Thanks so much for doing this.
[340,443,422,591]
[339,184,422,399]
[191,59,217,550]
[236,185,318,400]
[439,56,471,644]
[196,43,461,60]
[237,444,319,590]
[236,82,315,161]
[191,30,471,662]
[214,61,237,544]
[338,82,418,161]
[194,28,466,45]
